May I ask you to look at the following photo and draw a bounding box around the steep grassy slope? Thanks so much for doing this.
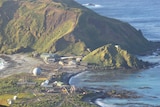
[0,0,81,54]
[83,44,146,69]
[0,0,154,55]
[73,12,152,54]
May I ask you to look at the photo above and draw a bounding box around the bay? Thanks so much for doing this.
[71,0,160,106]
[69,51,160,106]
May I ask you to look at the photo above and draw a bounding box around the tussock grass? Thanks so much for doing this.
[83,44,145,69]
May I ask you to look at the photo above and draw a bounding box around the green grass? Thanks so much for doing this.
[0,73,96,107]
[57,41,88,56]
[0,0,82,54]
[0,93,34,106]
[0,0,153,56]
[0,74,34,106]
[34,20,75,53]
[83,44,145,69]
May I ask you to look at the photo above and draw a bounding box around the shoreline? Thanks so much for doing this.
[1,53,159,106]
[1,49,157,79]
[0,55,10,70]
[63,69,143,107]
[0,54,44,78]
[61,71,84,85]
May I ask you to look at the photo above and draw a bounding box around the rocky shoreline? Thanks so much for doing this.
[0,53,159,107]
[61,70,145,107]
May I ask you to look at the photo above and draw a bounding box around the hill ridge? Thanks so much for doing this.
[0,0,156,68]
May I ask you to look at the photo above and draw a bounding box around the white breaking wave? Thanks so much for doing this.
[95,98,116,107]
[82,3,103,8]
[0,58,8,70]
[69,71,89,85]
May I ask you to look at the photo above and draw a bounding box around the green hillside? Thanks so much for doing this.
[0,0,81,54]
[74,12,152,54]
[0,0,154,55]
[0,0,156,69]
[83,44,147,69]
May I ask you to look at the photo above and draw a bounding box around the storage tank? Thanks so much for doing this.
[33,67,41,76]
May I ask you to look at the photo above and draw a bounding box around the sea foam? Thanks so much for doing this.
[69,71,89,85]
[0,58,8,70]
[95,98,116,107]
[82,3,103,8]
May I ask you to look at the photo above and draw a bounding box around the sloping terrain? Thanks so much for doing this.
[83,44,147,69]
[0,0,156,68]
[0,0,81,54]
[73,11,151,54]
[0,0,153,55]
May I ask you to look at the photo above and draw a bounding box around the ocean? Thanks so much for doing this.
[70,0,160,106]
[75,0,160,41]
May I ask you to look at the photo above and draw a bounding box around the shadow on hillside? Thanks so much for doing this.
[0,1,19,29]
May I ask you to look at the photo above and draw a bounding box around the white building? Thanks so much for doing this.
[33,67,41,76]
